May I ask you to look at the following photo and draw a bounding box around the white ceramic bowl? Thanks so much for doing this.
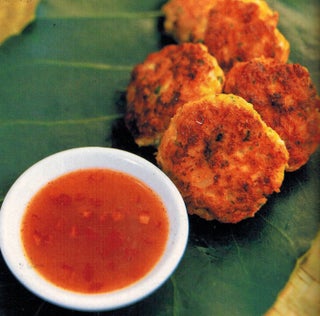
[0,147,189,311]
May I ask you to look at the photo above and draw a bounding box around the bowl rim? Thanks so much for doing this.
[0,146,189,311]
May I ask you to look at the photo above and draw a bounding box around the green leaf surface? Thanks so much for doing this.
[0,0,319,315]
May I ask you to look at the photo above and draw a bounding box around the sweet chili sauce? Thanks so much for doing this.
[21,168,169,293]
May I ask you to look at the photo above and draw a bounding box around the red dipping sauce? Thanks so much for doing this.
[21,168,169,294]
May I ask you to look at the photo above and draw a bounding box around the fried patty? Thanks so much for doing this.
[162,0,217,42]
[162,0,289,72]
[224,58,320,171]
[204,0,289,71]
[156,94,289,223]
[125,43,225,146]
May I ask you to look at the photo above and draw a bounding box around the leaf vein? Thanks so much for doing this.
[0,115,122,127]
[38,10,163,20]
[258,213,297,253]
[35,59,133,71]
[231,230,250,276]
[170,275,180,316]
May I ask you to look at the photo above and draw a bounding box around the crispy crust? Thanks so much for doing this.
[156,94,289,223]
[125,43,225,146]
[204,0,290,71]
[162,0,290,72]
[224,58,320,171]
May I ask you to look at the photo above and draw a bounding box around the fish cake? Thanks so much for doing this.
[204,0,290,71]
[156,94,289,223]
[125,43,225,146]
[162,0,289,72]
[162,0,217,42]
[224,58,320,171]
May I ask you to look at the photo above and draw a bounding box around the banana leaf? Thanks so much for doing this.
[0,0,319,315]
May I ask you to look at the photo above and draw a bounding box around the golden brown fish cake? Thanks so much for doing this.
[125,43,225,146]
[162,0,290,72]
[162,0,277,43]
[162,0,217,42]
[224,58,320,171]
[204,0,290,71]
[156,94,289,223]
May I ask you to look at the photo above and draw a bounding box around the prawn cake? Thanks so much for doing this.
[156,94,289,223]
[224,58,320,171]
[204,0,289,71]
[162,0,217,42]
[162,0,289,71]
[125,43,224,146]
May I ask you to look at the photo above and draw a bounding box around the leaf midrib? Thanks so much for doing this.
[37,10,163,20]
[0,114,122,127]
